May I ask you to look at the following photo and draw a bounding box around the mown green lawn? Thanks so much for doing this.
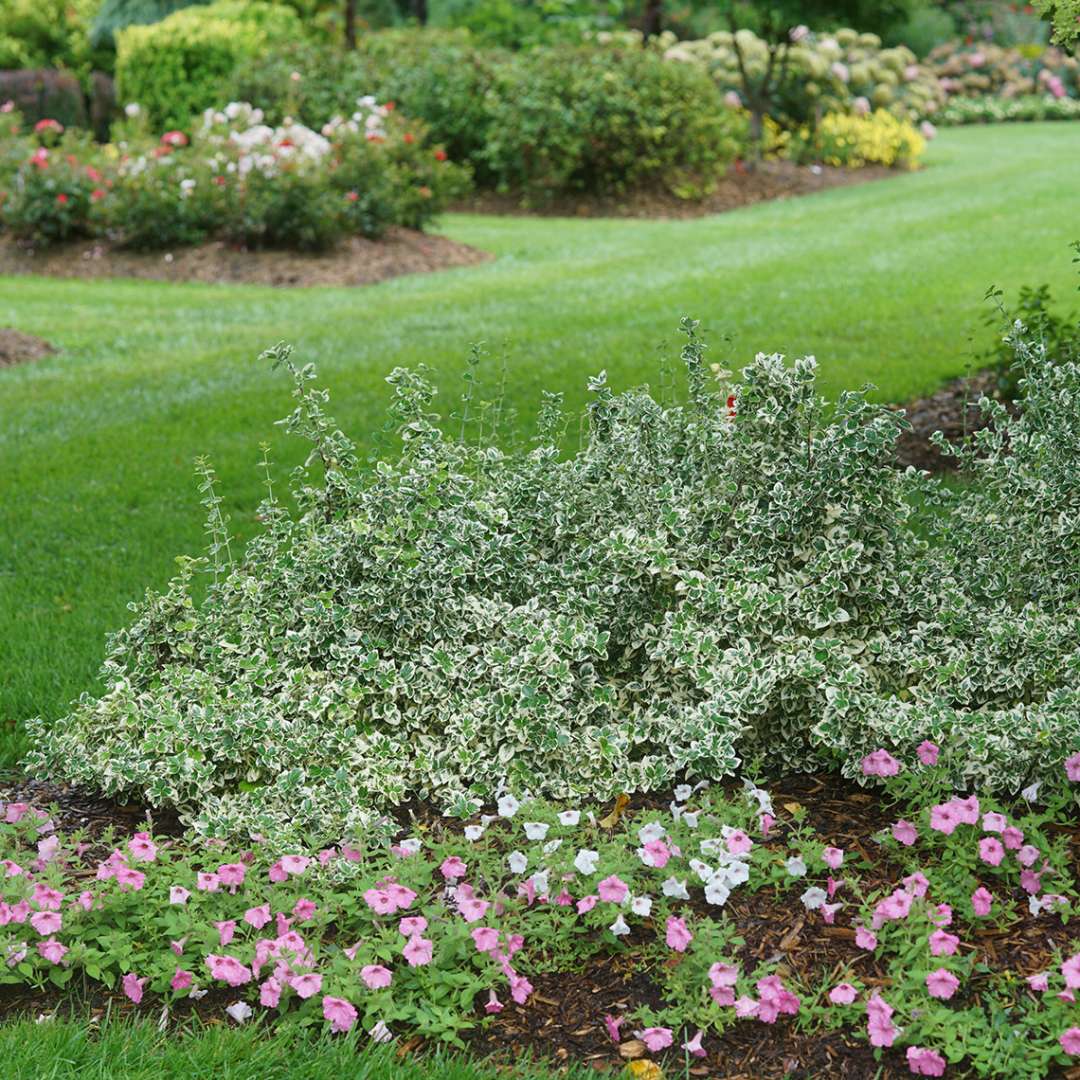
[0,1015,591,1080]
[1,122,1079,764]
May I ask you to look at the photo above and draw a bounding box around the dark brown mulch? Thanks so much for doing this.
[0,227,491,289]
[0,328,55,367]
[890,368,1010,473]
[450,161,901,220]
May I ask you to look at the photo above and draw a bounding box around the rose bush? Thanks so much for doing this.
[0,99,469,251]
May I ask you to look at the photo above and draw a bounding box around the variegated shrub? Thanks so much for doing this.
[26,317,1080,843]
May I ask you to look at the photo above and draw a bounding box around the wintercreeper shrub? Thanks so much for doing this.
[26,317,1080,843]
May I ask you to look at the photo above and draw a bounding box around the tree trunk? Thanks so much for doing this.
[642,0,662,39]
[413,0,428,24]
[344,0,356,48]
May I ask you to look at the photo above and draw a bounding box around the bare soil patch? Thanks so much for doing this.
[0,227,491,288]
[0,328,55,367]
[451,161,900,220]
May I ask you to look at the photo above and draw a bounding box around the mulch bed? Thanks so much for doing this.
[1,770,1076,1078]
[0,328,55,367]
[0,227,491,289]
[450,161,900,220]
[891,368,1010,473]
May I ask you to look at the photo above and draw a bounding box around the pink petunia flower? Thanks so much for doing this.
[32,885,63,911]
[1027,972,1049,992]
[1000,826,1024,850]
[471,927,500,954]
[260,976,282,1007]
[215,920,237,947]
[171,968,193,991]
[38,938,68,964]
[683,1030,707,1057]
[866,993,897,1048]
[509,972,533,1004]
[576,895,599,914]
[169,886,190,905]
[907,1046,947,1076]
[916,741,940,766]
[635,1027,673,1052]
[29,911,62,936]
[293,899,317,921]
[603,1014,623,1042]
[122,972,147,1004]
[981,812,1007,833]
[206,953,253,987]
[929,803,960,835]
[1017,844,1040,867]
[440,856,467,880]
[361,964,393,990]
[971,887,993,916]
[892,820,918,846]
[929,929,960,956]
[399,916,427,937]
[829,983,858,1005]
[597,876,628,903]
[289,972,322,999]
[979,837,1005,866]
[822,846,844,869]
[115,866,145,891]
[196,872,220,893]
[128,833,157,862]
[1063,953,1080,990]
[322,995,357,1034]
[403,934,434,966]
[855,927,878,951]
[244,904,271,930]
[1060,1027,1080,1055]
[665,916,693,953]
[861,749,901,777]
[726,830,753,855]
[217,863,246,891]
[926,968,960,999]
[485,990,504,1013]
[1065,752,1080,782]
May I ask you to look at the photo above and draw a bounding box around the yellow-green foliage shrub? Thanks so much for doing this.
[773,109,927,169]
[115,1,301,131]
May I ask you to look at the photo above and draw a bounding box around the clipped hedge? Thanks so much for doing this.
[115,1,301,131]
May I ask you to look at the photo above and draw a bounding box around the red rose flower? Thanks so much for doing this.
[55,192,69,205]
[434,149,448,162]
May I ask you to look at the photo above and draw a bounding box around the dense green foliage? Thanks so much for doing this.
[229,35,747,201]
[115,1,302,132]
[90,0,210,51]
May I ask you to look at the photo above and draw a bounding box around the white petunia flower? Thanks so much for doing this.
[508,851,527,875]
[124,103,140,118]
[610,915,631,936]
[662,877,690,900]
[630,895,652,917]
[558,810,581,827]
[674,785,693,803]
[785,856,808,878]
[638,822,666,844]
[226,1001,252,1024]
[542,838,563,855]
[524,821,549,841]
[498,794,521,818]
[369,1020,393,1043]
[398,838,421,856]
[530,871,549,896]
[1020,782,1041,803]
[800,887,828,910]
[689,858,713,883]
[574,849,600,875]
[463,825,485,842]
[717,860,749,887]
[682,812,700,829]
[705,879,731,906]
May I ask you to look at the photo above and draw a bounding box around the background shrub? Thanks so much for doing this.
[480,44,748,200]
[90,0,210,51]
[115,1,303,131]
